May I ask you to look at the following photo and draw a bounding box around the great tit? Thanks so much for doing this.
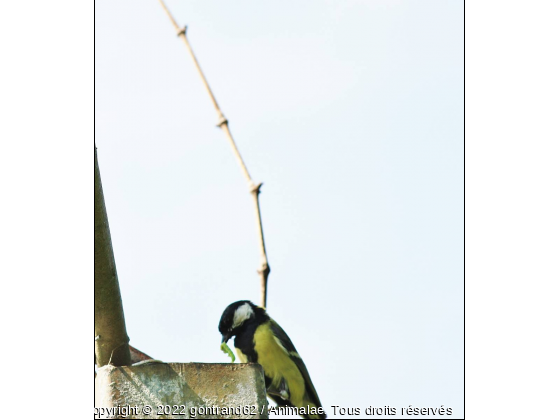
[219,300,326,419]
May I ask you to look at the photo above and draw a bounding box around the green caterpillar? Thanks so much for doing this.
[220,342,235,363]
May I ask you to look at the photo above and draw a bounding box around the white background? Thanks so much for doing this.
[0,1,558,419]
[96,1,463,417]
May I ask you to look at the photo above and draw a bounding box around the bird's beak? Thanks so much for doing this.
[222,332,232,343]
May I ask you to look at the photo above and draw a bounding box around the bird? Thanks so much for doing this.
[219,300,327,419]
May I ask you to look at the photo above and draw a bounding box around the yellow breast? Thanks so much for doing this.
[235,348,248,363]
[253,321,305,407]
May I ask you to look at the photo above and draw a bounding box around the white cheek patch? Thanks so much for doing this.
[232,303,254,329]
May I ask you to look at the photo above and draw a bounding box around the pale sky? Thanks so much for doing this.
[95,1,464,418]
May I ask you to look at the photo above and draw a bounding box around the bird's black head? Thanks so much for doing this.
[219,300,267,343]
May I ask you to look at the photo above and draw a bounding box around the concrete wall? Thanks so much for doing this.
[95,362,268,419]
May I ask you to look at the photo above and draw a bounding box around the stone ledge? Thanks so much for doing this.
[95,362,268,419]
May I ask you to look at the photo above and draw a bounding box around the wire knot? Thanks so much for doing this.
[250,182,263,195]
[216,115,228,127]
[258,262,270,276]
[177,26,187,37]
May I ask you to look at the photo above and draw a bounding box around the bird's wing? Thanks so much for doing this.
[269,319,324,410]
